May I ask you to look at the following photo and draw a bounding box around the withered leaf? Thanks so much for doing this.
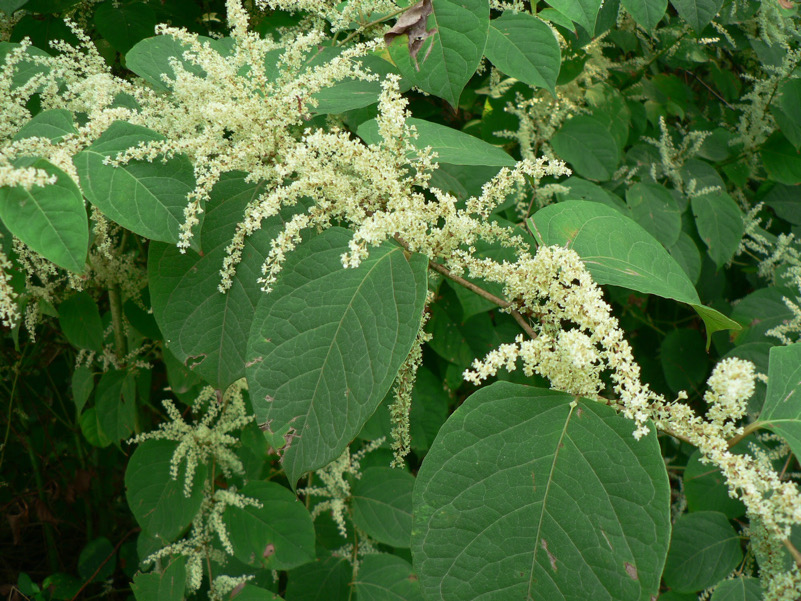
[384,0,438,71]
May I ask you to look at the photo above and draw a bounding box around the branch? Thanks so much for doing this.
[783,537,801,570]
[392,236,538,339]
[727,421,764,449]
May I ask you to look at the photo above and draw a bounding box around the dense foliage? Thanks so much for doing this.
[1,0,801,599]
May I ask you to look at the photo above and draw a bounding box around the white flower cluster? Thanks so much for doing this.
[143,482,260,594]
[0,248,19,329]
[703,357,755,438]
[129,381,254,496]
[298,438,385,538]
[461,244,657,438]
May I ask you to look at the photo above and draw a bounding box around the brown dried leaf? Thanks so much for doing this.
[7,501,29,545]
[384,0,438,71]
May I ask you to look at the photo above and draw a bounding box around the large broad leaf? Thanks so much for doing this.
[0,41,50,90]
[484,13,560,95]
[74,121,196,245]
[772,79,801,150]
[543,0,603,34]
[352,554,424,601]
[247,228,428,485]
[668,232,702,284]
[131,556,185,601]
[622,0,667,30]
[691,192,744,268]
[625,181,681,246]
[58,291,104,353]
[730,287,795,345]
[95,369,137,445]
[683,449,746,519]
[412,382,670,600]
[0,157,87,273]
[223,481,315,570]
[93,1,158,55]
[662,511,742,593]
[13,108,77,143]
[660,328,708,394]
[761,131,801,185]
[709,577,762,601]
[352,467,415,548]
[386,0,489,108]
[125,34,228,91]
[149,173,305,390]
[311,54,404,115]
[669,0,724,31]
[125,439,207,543]
[286,552,350,601]
[551,116,620,181]
[528,200,740,343]
[760,343,801,461]
[357,117,514,167]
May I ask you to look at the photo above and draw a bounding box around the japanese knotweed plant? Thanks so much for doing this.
[2,0,801,600]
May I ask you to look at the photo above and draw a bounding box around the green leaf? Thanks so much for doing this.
[544,0,602,34]
[79,407,113,448]
[125,439,207,543]
[0,157,87,273]
[223,481,316,570]
[74,121,196,245]
[310,54,402,115]
[409,367,451,453]
[386,0,490,108]
[772,79,801,150]
[131,556,186,601]
[95,369,137,445]
[78,537,116,582]
[93,1,158,55]
[760,343,801,461]
[557,176,627,212]
[13,109,77,143]
[0,1,28,15]
[684,449,746,519]
[41,573,82,600]
[586,83,632,153]
[660,328,708,394]
[551,116,620,181]
[730,287,794,345]
[285,552,350,601]
[667,232,702,284]
[125,34,227,92]
[761,131,801,185]
[352,554,424,601]
[58,292,104,353]
[71,364,94,416]
[622,0,667,30]
[669,0,724,32]
[352,467,415,548]
[709,577,762,601]
[357,117,514,167]
[149,173,306,390]
[229,585,283,601]
[764,183,801,225]
[412,382,670,601]
[626,182,682,246]
[663,511,742,593]
[528,201,740,343]
[247,228,428,485]
[691,192,744,268]
[484,13,560,95]
[0,41,50,89]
